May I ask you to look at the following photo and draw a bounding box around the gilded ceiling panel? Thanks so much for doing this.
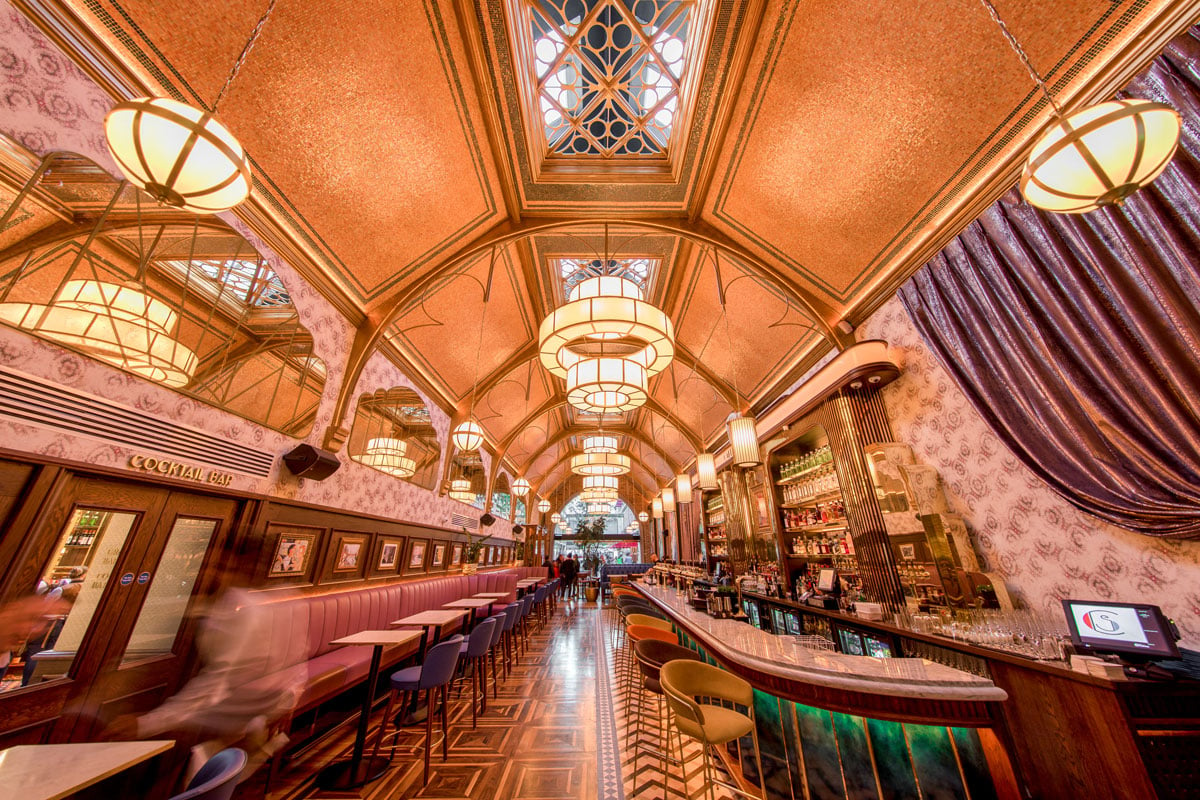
[705,0,1176,311]
[82,0,504,303]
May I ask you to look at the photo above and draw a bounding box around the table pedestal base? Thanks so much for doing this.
[317,754,391,790]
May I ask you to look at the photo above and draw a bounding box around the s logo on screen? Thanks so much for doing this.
[1082,610,1123,635]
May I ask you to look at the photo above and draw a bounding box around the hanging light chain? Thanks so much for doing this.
[213,0,278,112]
[977,0,1063,119]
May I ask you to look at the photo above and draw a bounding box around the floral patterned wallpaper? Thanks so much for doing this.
[0,5,510,540]
[862,296,1200,648]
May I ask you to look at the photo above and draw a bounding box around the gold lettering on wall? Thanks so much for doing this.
[127,454,234,487]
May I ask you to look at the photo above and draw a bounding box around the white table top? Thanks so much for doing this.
[0,740,175,800]
[515,579,541,587]
[473,592,510,599]
[331,629,424,647]
[392,609,468,627]
[636,584,1008,702]
[443,598,495,609]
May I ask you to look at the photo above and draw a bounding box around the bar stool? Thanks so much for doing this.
[632,640,702,788]
[457,616,497,728]
[625,613,673,633]
[623,624,678,712]
[499,602,521,675]
[485,611,506,698]
[518,593,536,656]
[660,659,766,800]
[371,635,464,786]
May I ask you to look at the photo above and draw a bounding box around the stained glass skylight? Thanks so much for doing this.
[163,258,292,308]
[557,256,658,294]
[526,0,695,157]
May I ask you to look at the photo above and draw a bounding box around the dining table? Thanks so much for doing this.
[0,739,175,800]
[318,628,423,790]
[442,597,497,632]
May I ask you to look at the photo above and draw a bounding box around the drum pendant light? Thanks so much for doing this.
[353,437,416,478]
[449,478,474,502]
[104,0,277,213]
[571,452,631,476]
[980,0,1179,213]
[583,434,618,454]
[696,453,718,490]
[676,473,693,504]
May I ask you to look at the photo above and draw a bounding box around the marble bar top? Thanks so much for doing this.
[636,584,1008,703]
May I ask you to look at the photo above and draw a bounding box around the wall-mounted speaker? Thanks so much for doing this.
[512,525,523,535]
[479,513,496,527]
[282,444,341,480]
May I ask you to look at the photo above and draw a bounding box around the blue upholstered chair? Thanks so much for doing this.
[371,634,463,786]
[169,748,247,800]
[458,616,497,727]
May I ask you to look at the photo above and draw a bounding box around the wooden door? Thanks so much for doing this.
[0,475,239,745]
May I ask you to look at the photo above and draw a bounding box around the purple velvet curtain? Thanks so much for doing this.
[899,29,1200,539]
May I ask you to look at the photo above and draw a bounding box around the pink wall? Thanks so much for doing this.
[862,296,1200,648]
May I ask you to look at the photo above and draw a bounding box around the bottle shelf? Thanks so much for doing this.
[776,464,834,485]
[781,489,843,508]
[785,522,848,534]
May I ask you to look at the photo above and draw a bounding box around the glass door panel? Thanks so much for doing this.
[14,509,138,690]
[120,517,218,666]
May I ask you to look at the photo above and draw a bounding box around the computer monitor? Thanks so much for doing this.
[817,568,837,593]
[1062,599,1180,660]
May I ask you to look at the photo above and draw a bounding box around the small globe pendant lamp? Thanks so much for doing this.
[512,477,531,497]
[537,498,552,514]
[104,1,277,213]
[451,419,485,451]
[980,0,1179,214]
[638,511,649,523]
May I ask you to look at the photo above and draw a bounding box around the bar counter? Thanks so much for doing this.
[632,582,1018,799]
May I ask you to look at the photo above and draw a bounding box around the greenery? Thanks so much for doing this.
[573,517,605,572]
[462,528,492,562]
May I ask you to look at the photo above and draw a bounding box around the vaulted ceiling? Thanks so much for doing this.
[30,0,1197,510]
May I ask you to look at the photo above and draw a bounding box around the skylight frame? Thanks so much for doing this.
[507,0,715,180]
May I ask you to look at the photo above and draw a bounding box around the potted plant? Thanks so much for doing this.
[461,528,491,574]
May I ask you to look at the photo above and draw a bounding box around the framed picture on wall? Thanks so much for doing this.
[450,543,463,566]
[430,542,447,569]
[899,543,917,561]
[333,535,366,573]
[378,539,401,570]
[405,538,429,574]
[477,545,487,565]
[268,529,317,577]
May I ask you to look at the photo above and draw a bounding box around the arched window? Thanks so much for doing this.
[0,145,324,435]
[491,473,512,520]
[347,388,441,489]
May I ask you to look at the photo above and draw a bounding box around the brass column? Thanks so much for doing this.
[817,391,905,611]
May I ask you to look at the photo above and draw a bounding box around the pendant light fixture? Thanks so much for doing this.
[449,477,474,502]
[453,247,500,453]
[676,472,693,504]
[583,475,619,493]
[728,414,761,467]
[512,477,530,497]
[696,453,718,490]
[353,437,417,478]
[714,249,761,467]
[104,0,277,213]
[638,511,649,523]
[571,452,631,476]
[583,434,618,454]
[537,498,552,514]
[551,512,562,524]
[565,355,648,412]
[652,497,663,519]
[661,487,676,514]
[980,0,1179,213]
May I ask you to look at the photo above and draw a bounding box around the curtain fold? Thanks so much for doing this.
[899,28,1200,538]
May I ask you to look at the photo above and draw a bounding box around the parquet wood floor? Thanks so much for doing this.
[240,597,726,800]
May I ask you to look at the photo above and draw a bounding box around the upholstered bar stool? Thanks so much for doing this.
[499,602,521,676]
[632,640,702,789]
[623,625,679,714]
[457,616,497,728]
[660,660,766,800]
[485,611,506,698]
[371,635,464,786]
